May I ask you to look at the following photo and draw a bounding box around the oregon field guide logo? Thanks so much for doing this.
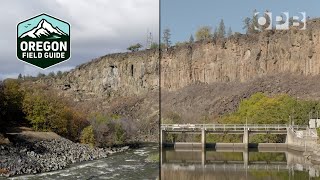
[17,13,70,69]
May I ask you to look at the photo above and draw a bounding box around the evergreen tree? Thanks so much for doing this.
[243,17,252,34]
[213,27,218,39]
[227,27,233,37]
[189,34,194,43]
[217,19,226,38]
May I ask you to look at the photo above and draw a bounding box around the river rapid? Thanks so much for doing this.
[8,145,159,180]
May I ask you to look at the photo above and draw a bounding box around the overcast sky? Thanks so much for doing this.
[0,0,159,79]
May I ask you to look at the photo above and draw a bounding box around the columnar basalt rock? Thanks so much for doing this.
[40,20,320,101]
[161,22,320,91]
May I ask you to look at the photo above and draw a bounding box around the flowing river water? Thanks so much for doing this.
[161,147,320,180]
[6,145,320,179]
[8,145,159,180]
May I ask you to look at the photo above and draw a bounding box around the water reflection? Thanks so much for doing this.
[161,147,320,180]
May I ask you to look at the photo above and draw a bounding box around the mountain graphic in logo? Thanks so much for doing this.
[17,13,71,69]
[19,19,68,40]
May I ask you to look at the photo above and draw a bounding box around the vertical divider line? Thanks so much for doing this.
[158,0,162,179]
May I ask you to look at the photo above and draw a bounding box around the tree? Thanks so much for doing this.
[289,17,294,26]
[48,72,55,77]
[89,113,128,146]
[0,82,5,128]
[2,79,24,123]
[37,73,45,78]
[80,125,95,147]
[227,27,233,37]
[189,34,194,43]
[22,85,89,141]
[243,17,252,34]
[162,28,171,48]
[195,26,212,41]
[127,43,143,52]
[213,27,218,39]
[56,71,63,78]
[243,10,260,34]
[217,19,226,38]
[18,74,23,80]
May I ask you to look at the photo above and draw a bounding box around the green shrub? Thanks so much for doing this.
[220,93,320,125]
[114,123,125,144]
[89,113,132,146]
[217,92,320,143]
[80,125,95,147]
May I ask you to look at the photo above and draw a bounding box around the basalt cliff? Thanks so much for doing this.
[40,19,320,125]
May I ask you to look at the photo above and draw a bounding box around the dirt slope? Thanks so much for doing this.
[161,73,320,123]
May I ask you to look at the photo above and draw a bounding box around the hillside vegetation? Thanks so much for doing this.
[0,79,138,147]
[163,91,320,143]
[220,92,320,125]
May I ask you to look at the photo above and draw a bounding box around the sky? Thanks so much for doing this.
[161,0,320,44]
[0,0,159,80]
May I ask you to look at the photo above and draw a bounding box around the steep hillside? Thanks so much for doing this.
[161,19,320,91]
[35,19,320,127]
[161,73,320,122]
[36,49,160,142]
[41,49,159,102]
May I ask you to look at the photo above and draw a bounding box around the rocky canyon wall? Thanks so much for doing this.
[43,50,159,101]
[161,21,320,91]
[42,19,320,101]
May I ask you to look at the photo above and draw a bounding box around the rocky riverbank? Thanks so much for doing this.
[0,138,129,177]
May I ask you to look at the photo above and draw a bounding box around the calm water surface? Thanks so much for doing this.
[161,147,320,180]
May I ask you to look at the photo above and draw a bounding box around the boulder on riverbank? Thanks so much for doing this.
[0,138,128,177]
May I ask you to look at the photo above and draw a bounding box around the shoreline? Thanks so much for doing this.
[0,138,131,177]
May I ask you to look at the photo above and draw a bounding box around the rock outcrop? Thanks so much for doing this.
[41,49,159,102]
[37,19,320,125]
[161,19,320,91]
[41,19,320,102]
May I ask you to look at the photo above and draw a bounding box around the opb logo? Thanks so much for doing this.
[254,12,306,31]
[17,13,71,69]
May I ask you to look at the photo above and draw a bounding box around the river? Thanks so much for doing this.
[161,147,320,180]
[8,145,159,180]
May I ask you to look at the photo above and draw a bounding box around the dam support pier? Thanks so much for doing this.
[161,124,317,151]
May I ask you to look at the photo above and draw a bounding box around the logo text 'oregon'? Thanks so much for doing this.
[17,13,70,69]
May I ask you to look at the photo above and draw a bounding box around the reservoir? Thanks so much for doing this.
[161,147,320,180]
